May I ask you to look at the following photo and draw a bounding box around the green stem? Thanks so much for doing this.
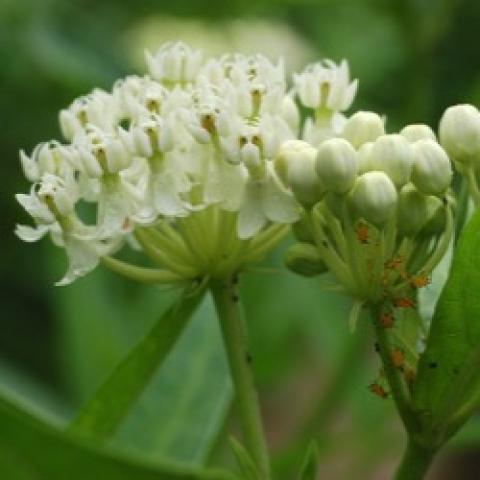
[455,176,470,243]
[210,278,271,480]
[394,440,436,480]
[369,304,418,434]
[465,166,480,207]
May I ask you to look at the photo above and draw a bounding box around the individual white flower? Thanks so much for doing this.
[75,126,131,176]
[294,59,358,112]
[16,173,121,285]
[59,89,120,141]
[145,42,203,85]
[19,142,79,182]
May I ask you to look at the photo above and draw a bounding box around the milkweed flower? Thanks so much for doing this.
[294,59,358,146]
[16,42,307,286]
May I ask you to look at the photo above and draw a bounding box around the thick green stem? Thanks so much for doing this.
[210,278,271,479]
[394,440,436,480]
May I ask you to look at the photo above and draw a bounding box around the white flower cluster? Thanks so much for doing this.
[281,110,454,304]
[16,42,358,285]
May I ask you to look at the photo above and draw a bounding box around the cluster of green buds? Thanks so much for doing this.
[280,111,454,313]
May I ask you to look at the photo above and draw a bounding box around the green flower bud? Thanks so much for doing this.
[276,140,325,207]
[284,242,328,277]
[342,111,385,149]
[400,124,436,143]
[369,134,413,187]
[439,104,480,165]
[349,171,397,226]
[411,139,452,196]
[397,184,429,236]
[315,138,357,194]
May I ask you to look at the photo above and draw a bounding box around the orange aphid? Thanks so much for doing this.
[391,349,405,369]
[411,274,431,289]
[379,312,395,328]
[393,297,416,309]
[369,382,389,399]
[404,368,416,385]
[355,222,369,244]
[122,218,131,231]
[385,256,405,270]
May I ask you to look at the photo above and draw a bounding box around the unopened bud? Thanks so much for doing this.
[342,111,385,149]
[369,134,413,187]
[315,138,357,194]
[400,124,436,143]
[439,104,480,165]
[349,171,397,226]
[285,243,327,277]
[276,140,324,207]
[411,140,452,196]
[397,184,429,236]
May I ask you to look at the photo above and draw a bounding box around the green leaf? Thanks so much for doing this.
[229,437,260,480]
[69,287,206,439]
[413,210,480,444]
[298,441,320,480]
[0,388,235,480]
[112,294,233,464]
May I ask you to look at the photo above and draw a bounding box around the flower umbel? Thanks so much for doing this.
[16,42,307,285]
[281,118,454,306]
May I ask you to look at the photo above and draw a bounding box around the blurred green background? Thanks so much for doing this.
[1,0,480,478]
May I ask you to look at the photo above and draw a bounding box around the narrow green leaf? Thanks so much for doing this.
[0,390,235,480]
[298,441,320,480]
[68,287,205,439]
[113,294,233,464]
[413,210,480,443]
[229,437,260,480]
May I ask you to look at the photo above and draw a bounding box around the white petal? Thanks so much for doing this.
[237,183,267,239]
[262,170,300,223]
[19,150,40,182]
[15,224,49,242]
[152,173,188,217]
[56,235,100,286]
[16,192,54,223]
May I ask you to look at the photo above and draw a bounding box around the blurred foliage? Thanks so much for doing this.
[2,0,480,479]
